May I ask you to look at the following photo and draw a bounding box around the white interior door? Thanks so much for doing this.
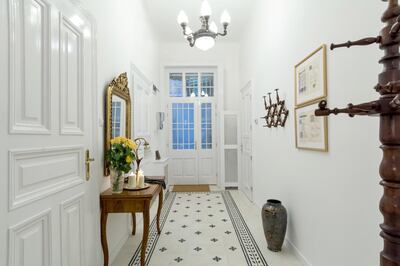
[0,0,99,265]
[167,70,217,185]
[240,82,253,201]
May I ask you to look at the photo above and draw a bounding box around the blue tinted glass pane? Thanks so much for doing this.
[201,73,214,97]
[186,73,198,97]
[171,103,195,150]
[169,73,183,97]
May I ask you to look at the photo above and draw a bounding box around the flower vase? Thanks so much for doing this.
[261,199,287,252]
[110,168,124,193]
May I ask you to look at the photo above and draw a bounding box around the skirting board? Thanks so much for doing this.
[254,199,312,266]
[285,238,312,266]
[109,218,131,264]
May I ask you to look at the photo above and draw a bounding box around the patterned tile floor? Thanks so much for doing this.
[112,189,302,266]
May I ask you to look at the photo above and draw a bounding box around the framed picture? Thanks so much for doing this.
[295,101,328,152]
[295,45,327,106]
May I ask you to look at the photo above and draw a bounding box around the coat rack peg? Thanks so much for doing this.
[260,88,289,128]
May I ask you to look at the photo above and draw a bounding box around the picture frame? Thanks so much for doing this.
[295,101,328,152]
[295,45,327,107]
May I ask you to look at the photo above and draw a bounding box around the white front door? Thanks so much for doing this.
[240,82,253,201]
[167,70,217,185]
[0,0,99,265]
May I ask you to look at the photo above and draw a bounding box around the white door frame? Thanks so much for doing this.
[163,65,224,186]
[239,80,254,201]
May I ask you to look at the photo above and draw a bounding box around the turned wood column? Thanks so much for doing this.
[380,114,400,265]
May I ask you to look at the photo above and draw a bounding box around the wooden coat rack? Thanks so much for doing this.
[315,0,400,264]
[261,89,289,128]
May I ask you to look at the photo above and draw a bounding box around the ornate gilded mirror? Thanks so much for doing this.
[104,73,132,175]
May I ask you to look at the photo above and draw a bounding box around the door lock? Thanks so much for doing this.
[85,149,95,181]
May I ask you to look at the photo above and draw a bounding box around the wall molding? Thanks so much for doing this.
[9,146,84,210]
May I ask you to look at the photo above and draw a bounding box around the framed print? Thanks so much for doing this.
[295,101,328,152]
[295,45,327,106]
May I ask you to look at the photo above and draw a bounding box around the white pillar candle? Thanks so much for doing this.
[128,173,136,188]
[138,170,145,187]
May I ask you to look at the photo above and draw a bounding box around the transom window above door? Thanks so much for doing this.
[169,72,215,97]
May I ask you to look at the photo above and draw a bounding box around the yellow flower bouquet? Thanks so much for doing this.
[106,136,137,192]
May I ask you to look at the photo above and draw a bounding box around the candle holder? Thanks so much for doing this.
[260,89,289,128]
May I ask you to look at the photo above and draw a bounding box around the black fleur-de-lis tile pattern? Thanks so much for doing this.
[213,256,222,262]
[128,191,268,266]
[174,257,183,263]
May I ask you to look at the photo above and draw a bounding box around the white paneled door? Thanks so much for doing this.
[167,70,217,185]
[0,0,99,265]
[240,82,253,201]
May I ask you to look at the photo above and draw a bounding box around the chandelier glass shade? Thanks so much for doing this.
[177,0,231,51]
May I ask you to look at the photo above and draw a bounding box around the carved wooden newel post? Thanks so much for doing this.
[315,0,400,264]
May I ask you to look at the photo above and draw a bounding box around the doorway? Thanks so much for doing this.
[167,68,217,185]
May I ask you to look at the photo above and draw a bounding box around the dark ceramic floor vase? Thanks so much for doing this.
[261,199,287,252]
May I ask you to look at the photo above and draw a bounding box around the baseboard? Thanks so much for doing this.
[109,228,130,264]
[285,238,312,266]
[254,199,312,266]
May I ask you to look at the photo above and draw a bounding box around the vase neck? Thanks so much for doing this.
[267,199,282,206]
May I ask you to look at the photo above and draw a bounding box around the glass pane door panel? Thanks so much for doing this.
[172,103,195,150]
[169,73,183,97]
[201,103,212,149]
[185,73,199,97]
[200,73,214,97]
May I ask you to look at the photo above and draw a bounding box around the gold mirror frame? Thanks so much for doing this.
[104,72,132,175]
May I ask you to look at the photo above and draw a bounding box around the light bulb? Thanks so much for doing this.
[195,36,215,51]
[177,10,188,25]
[210,21,218,33]
[200,0,212,17]
[185,26,193,35]
[220,10,231,24]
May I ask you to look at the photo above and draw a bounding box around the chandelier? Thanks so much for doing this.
[177,0,231,51]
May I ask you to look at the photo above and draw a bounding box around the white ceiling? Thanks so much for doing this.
[144,0,255,42]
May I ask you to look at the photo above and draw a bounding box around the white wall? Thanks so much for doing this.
[79,0,161,261]
[240,1,384,265]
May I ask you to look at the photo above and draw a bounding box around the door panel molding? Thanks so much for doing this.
[8,209,52,266]
[9,146,84,210]
[60,194,84,266]
[59,15,84,135]
[8,0,51,135]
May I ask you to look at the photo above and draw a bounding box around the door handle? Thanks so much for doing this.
[85,149,95,181]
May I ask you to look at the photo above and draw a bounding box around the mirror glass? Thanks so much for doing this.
[111,95,127,138]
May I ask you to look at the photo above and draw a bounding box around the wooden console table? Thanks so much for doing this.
[100,184,163,266]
